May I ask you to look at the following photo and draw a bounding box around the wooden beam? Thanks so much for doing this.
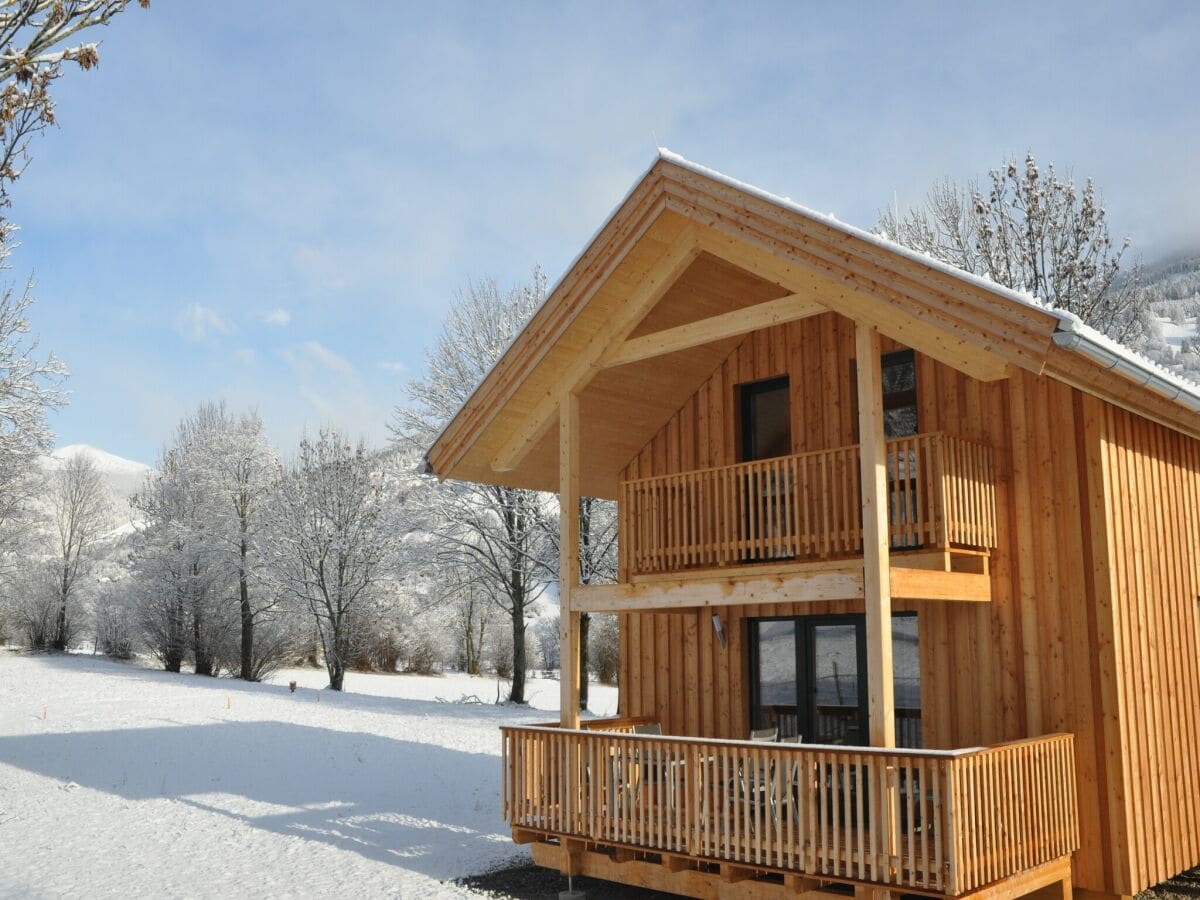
[691,227,1015,383]
[721,864,754,883]
[559,391,581,729]
[600,292,825,368]
[575,566,865,613]
[530,843,801,898]
[856,322,895,750]
[490,226,702,473]
[572,563,991,613]
[890,567,992,603]
[954,856,1073,900]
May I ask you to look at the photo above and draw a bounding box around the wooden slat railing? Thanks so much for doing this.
[501,727,1077,896]
[618,431,997,578]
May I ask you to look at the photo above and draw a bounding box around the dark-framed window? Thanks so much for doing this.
[739,376,791,461]
[881,349,918,438]
[851,348,919,440]
[748,611,922,748]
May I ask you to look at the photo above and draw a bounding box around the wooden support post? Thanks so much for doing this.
[855,323,896,895]
[560,391,582,730]
[855,323,896,748]
[560,837,585,877]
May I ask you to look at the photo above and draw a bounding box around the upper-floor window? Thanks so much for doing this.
[740,376,791,461]
[881,349,918,438]
[853,348,919,440]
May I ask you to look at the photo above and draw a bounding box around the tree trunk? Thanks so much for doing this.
[165,600,185,672]
[51,596,67,651]
[510,609,527,704]
[328,657,344,691]
[326,620,345,691]
[579,612,590,711]
[51,566,70,651]
[193,610,215,677]
[238,542,254,681]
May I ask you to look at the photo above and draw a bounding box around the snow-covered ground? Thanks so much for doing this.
[1159,314,1199,354]
[0,652,615,898]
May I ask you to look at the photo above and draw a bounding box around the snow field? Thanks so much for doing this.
[0,652,615,898]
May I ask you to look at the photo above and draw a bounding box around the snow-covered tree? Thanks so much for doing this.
[878,153,1150,344]
[0,2,145,577]
[395,269,554,705]
[588,613,619,685]
[130,420,233,674]
[2,558,57,649]
[266,429,396,692]
[47,452,109,650]
[185,403,284,680]
[0,291,64,557]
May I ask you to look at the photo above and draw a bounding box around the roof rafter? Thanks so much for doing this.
[489,223,704,474]
[600,291,825,369]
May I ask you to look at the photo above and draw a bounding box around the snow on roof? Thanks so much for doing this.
[657,148,1200,415]
[426,150,1199,468]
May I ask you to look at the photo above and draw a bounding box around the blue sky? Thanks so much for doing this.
[12,1,1199,464]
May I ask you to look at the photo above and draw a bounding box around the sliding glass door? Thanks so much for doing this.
[750,613,921,748]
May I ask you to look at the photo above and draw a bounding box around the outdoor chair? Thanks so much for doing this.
[737,727,780,831]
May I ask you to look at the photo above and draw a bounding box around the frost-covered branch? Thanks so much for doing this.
[878,152,1151,345]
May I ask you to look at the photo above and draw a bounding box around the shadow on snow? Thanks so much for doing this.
[0,718,517,878]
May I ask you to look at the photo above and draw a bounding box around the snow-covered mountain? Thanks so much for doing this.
[42,445,152,544]
[1144,251,1200,358]
[47,444,151,506]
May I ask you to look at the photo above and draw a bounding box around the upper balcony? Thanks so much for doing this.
[617,430,997,584]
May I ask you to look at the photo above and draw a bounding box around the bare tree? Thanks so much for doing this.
[878,152,1150,344]
[47,452,109,650]
[449,577,493,676]
[396,269,554,704]
[267,429,395,692]
[541,496,618,708]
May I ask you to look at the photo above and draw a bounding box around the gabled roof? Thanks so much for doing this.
[425,151,1200,497]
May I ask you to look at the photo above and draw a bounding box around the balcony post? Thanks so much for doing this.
[559,390,582,730]
[856,322,896,897]
[855,323,897,749]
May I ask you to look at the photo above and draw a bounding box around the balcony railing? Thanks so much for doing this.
[501,725,1078,896]
[618,431,996,578]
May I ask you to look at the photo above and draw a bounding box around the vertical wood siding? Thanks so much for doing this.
[1096,401,1200,893]
[612,312,1166,895]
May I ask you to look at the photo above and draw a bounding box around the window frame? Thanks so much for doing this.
[738,375,791,462]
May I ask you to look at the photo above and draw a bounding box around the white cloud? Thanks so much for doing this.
[234,347,256,365]
[281,340,389,442]
[378,361,408,375]
[262,308,291,327]
[285,340,356,380]
[176,303,231,343]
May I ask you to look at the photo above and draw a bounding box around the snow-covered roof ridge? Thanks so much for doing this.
[655,147,1062,319]
[1053,314,1200,410]
[426,149,1198,473]
[656,147,1200,414]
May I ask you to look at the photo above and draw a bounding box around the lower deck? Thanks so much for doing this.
[503,721,1079,898]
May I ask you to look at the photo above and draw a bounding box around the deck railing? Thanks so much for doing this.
[618,431,997,578]
[501,727,1077,896]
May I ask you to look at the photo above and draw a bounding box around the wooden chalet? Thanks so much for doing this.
[424,151,1200,900]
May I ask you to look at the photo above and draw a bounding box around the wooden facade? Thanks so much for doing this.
[426,152,1200,899]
